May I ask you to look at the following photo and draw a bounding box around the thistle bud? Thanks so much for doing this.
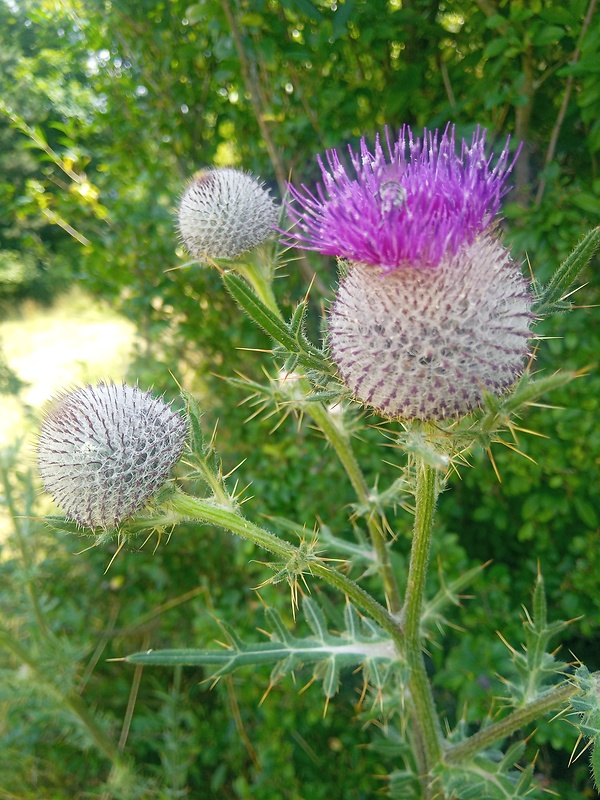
[37,382,187,530]
[178,167,279,262]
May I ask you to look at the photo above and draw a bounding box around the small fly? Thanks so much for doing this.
[379,180,407,214]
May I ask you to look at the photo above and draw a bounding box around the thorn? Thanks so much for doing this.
[561,282,588,301]
[509,424,550,439]
[497,439,538,464]
[298,675,317,695]
[223,458,247,479]
[205,255,225,274]
[496,629,518,656]
[104,537,126,574]
[163,261,194,272]
[259,681,276,707]
[569,733,593,766]
[486,447,502,483]
[74,540,102,555]
[235,346,274,353]
[525,253,534,282]
[169,371,184,392]
[303,272,317,304]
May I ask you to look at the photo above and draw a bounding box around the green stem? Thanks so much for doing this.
[236,253,280,314]
[402,460,443,777]
[228,265,403,615]
[167,490,402,645]
[306,402,403,614]
[445,681,578,763]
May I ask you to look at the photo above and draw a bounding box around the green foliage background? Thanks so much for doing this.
[1,0,599,797]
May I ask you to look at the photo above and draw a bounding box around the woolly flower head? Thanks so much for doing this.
[178,167,279,262]
[285,125,533,420]
[37,382,187,530]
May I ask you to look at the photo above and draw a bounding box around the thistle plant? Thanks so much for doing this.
[37,130,600,799]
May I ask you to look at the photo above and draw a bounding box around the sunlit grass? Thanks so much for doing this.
[0,288,135,448]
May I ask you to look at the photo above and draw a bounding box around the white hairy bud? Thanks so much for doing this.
[37,382,187,529]
[178,167,279,261]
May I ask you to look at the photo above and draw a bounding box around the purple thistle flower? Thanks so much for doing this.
[284,125,518,271]
[37,383,188,530]
[284,125,533,420]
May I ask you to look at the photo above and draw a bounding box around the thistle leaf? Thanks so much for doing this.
[533,226,600,316]
[125,600,397,697]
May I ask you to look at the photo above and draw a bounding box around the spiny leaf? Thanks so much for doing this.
[222,271,335,374]
[533,225,600,316]
[570,666,600,790]
[436,750,543,799]
[303,596,328,641]
[126,601,397,697]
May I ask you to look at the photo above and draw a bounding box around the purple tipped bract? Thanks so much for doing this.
[284,126,518,271]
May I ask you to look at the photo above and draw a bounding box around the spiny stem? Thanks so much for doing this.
[228,265,403,615]
[445,681,578,763]
[402,460,443,776]
[306,402,403,614]
[167,490,402,646]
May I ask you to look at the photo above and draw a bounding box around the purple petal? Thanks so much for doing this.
[282,125,520,271]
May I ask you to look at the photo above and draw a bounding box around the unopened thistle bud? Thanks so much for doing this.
[284,126,533,420]
[178,167,279,262]
[37,382,187,530]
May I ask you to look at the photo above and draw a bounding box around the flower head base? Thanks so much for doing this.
[37,382,187,530]
[284,126,518,271]
[329,238,532,420]
[178,168,279,262]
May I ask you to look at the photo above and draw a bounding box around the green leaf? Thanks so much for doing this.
[180,388,205,455]
[533,226,600,315]
[285,0,323,23]
[436,750,542,799]
[239,13,263,27]
[485,14,509,30]
[344,601,361,640]
[289,299,308,337]
[422,562,489,630]
[531,24,565,46]
[499,369,579,414]
[222,271,333,374]
[571,667,600,790]
[185,4,204,25]
[531,570,547,632]
[484,37,512,58]
[332,0,354,40]
[126,601,396,697]
[303,596,328,640]
[572,192,600,214]
[321,657,340,698]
